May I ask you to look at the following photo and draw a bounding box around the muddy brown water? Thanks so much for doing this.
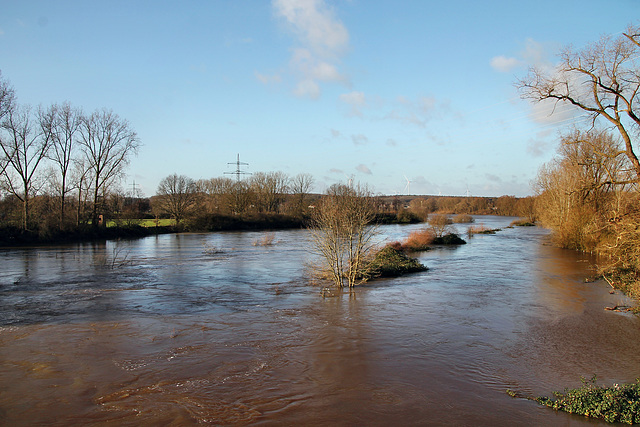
[1,216,639,426]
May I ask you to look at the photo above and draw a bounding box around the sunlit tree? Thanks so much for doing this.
[156,173,197,227]
[309,183,378,288]
[518,24,640,184]
[78,109,139,226]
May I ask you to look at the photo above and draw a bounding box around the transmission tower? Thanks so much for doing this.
[225,154,251,181]
[129,180,141,198]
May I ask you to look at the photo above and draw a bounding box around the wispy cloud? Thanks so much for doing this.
[255,71,282,84]
[490,55,521,73]
[339,91,366,117]
[351,134,368,145]
[383,95,440,127]
[272,0,350,99]
[356,164,372,175]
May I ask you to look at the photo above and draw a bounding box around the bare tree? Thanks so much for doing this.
[309,183,378,288]
[155,174,197,227]
[0,105,52,230]
[518,24,640,183]
[290,172,315,214]
[42,103,82,229]
[0,72,15,177]
[534,129,629,250]
[78,109,140,226]
[250,171,290,213]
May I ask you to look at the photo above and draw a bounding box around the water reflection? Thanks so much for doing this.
[1,216,639,425]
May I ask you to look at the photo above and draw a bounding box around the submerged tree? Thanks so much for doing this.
[309,183,378,288]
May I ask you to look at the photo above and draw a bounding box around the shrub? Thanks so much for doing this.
[432,233,466,245]
[453,214,474,223]
[396,210,423,224]
[510,218,536,227]
[253,232,276,246]
[402,228,435,251]
[365,245,427,278]
[536,377,640,424]
[428,214,454,237]
[467,225,500,236]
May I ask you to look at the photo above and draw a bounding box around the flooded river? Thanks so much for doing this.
[1,216,639,426]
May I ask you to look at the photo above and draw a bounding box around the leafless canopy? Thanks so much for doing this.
[518,24,640,183]
[78,109,140,225]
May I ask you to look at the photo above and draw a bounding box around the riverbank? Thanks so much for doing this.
[0,212,429,248]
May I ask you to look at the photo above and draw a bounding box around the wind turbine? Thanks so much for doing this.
[344,173,354,187]
[403,175,411,195]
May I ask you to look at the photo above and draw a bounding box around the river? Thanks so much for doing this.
[1,216,639,426]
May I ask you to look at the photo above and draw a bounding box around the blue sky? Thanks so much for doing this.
[1,1,638,197]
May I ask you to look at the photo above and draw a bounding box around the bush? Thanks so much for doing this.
[432,233,466,245]
[536,377,640,424]
[365,245,427,278]
[467,225,500,235]
[428,214,454,237]
[510,218,535,227]
[453,214,474,223]
[402,228,435,251]
[396,210,423,224]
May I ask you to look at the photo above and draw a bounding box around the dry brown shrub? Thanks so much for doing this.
[597,196,640,298]
[402,228,435,251]
[467,224,499,236]
[253,232,276,246]
[428,214,454,237]
[453,214,474,223]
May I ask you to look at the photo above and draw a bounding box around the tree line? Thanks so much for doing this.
[151,171,534,229]
[0,72,140,234]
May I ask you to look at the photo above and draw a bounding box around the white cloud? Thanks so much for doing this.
[330,129,341,138]
[272,0,350,98]
[274,0,348,54]
[356,164,372,175]
[522,38,549,67]
[294,78,320,99]
[339,91,366,116]
[490,55,521,73]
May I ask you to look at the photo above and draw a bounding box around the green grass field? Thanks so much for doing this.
[106,218,175,227]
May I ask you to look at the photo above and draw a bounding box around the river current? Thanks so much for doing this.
[1,216,639,426]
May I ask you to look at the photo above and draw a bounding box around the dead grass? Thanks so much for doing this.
[253,233,276,246]
[467,224,500,236]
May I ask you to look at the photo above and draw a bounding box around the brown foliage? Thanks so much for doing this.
[401,228,435,251]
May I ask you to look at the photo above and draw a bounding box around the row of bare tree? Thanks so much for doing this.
[0,72,140,231]
[152,172,316,226]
